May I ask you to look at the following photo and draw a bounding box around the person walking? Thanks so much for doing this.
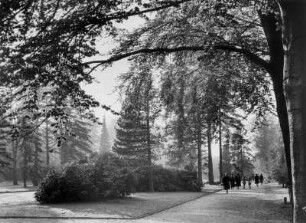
[242,176,247,189]
[235,173,241,189]
[254,174,259,187]
[230,173,235,189]
[222,173,230,194]
[259,173,264,185]
[248,177,252,189]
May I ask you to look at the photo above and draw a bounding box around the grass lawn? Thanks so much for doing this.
[0,190,218,219]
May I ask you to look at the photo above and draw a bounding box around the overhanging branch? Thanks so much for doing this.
[83,46,206,66]
[214,45,271,73]
[83,44,271,74]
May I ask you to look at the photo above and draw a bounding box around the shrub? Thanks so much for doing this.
[35,153,135,204]
[134,165,202,192]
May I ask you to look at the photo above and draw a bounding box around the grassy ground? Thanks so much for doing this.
[0,184,220,219]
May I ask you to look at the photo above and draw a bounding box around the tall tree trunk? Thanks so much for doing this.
[22,139,27,188]
[33,140,39,186]
[45,120,50,167]
[146,97,154,192]
[196,114,203,184]
[258,11,293,203]
[207,121,214,183]
[219,117,222,183]
[12,139,18,185]
[176,75,185,169]
[278,2,306,222]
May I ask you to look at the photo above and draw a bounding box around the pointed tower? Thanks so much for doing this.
[100,116,111,153]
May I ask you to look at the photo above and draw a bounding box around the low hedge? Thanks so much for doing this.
[134,165,203,192]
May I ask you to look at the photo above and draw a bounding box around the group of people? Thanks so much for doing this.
[221,173,264,193]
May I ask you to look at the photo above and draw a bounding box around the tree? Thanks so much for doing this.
[114,64,159,192]
[230,129,254,176]
[56,107,93,166]
[276,2,306,221]
[99,116,111,153]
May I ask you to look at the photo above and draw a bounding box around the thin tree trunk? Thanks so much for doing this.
[219,117,222,183]
[196,114,203,184]
[12,139,18,185]
[33,140,39,186]
[176,75,185,169]
[146,97,154,192]
[45,120,50,167]
[207,121,214,183]
[22,139,27,188]
[279,2,306,222]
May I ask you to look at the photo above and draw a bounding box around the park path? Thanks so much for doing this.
[0,183,292,223]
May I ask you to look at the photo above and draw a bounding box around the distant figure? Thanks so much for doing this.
[259,174,264,185]
[230,173,235,189]
[248,177,252,189]
[222,173,230,194]
[242,176,247,189]
[235,173,241,189]
[254,174,259,187]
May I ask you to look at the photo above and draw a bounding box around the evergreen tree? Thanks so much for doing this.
[113,66,159,192]
[57,108,93,165]
[113,104,148,165]
[99,116,111,153]
[230,129,254,176]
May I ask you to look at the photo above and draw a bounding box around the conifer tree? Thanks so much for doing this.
[113,66,158,192]
[57,108,93,165]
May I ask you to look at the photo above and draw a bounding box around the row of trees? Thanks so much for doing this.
[112,55,257,191]
[0,95,111,186]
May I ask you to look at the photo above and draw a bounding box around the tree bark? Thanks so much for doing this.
[12,139,18,185]
[176,74,185,169]
[258,10,293,204]
[196,113,203,184]
[207,121,214,183]
[278,1,306,222]
[33,140,39,186]
[146,95,154,192]
[219,117,222,183]
[22,139,27,188]
[45,120,50,167]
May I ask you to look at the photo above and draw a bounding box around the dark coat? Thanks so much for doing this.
[235,174,241,187]
[222,175,230,190]
[255,175,260,184]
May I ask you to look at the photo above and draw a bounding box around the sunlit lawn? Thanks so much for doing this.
[0,183,213,219]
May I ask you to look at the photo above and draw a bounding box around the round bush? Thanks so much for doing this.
[35,153,135,204]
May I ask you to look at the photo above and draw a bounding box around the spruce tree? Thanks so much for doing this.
[113,103,148,166]
[58,108,93,165]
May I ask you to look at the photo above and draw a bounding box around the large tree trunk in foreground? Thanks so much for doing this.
[279,1,306,222]
[259,11,293,203]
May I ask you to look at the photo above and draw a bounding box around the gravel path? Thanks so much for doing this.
[0,183,292,223]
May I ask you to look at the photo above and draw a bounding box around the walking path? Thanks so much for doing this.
[0,183,292,223]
